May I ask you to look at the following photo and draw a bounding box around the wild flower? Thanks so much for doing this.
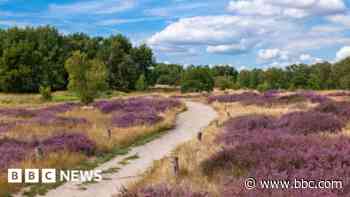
[212,132,350,197]
[275,111,344,135]
[111,111,163,128]
[41,133,96,155]
[313,101,350,121]
[95,97,181,114]
[0,138,31,170]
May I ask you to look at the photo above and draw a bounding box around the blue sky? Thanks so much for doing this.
[1,0,350,69]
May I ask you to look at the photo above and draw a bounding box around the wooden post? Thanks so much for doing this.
[197,132,202,142]
[35,146,44,160]
[107,129,112,139]
[171,156,179,176]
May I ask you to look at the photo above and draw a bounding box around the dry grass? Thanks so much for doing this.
[0,151,86,196]
[123,97,316,195]
[0,96,186,196]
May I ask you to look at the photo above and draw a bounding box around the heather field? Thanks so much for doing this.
[0,95,185,196]
[121,90,350,197]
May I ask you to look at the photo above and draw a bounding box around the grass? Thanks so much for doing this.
[0,96,186,197]
[121,91,319,196]
[0,90,128,107]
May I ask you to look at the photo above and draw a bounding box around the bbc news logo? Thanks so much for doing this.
[8,169,102,183]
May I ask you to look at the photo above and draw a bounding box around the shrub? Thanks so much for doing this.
[94,97,181,114]
[215,76,234,90]
[275,111,345,135]
[257,82,270,92]
[135,74,148,91]
[65,51,107,104]
[209,132,350,196]
[181,67,214,93]
[313,101,350,121]
[0,139,31,170]
[208,92,260,103]
[41,133,96,155]
[111,111,163,128]
[223,114,275,131]
[39,86,52,101]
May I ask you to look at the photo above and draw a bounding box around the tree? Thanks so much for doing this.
[181,66,214,93]
[65,51,107,104]
[263,67,287,89]
[215,76,234,90]
[332,57,350,89]
[238,70,251,88]
[135,74,148,91]
[211,64,238,82]
[151,63,183,86]
[132,44,154,79]
[286,64,311,89]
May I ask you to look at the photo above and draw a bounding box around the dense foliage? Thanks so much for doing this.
[0,26,154,93]
[1,26,350,93]
[181,66,214,93]
[65,51,107,104]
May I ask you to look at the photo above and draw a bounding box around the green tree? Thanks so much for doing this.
[65,51,107,104]
[238,70,251,88]
[135,74,148,91]
[211,65,238,82]
[132,44,154,80]
[215,76,234,90]
[332,57,350,89]
[181,66,214,93]
[151,63,183,86]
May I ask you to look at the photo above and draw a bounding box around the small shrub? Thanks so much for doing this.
[0,139,31,170]
[224,114,275,131]
[39,86,52,101]
[215,76,234,90]
[181,67,214,93]
[41,133,96,155]
[111,111,163,128]
[313,101,350,121]
[275,111,345,135]
[135,74,148,91]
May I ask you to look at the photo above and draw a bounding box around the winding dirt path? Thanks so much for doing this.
[41,101,217,197]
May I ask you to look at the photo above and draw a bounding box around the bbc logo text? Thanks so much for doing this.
[8,169,102,184]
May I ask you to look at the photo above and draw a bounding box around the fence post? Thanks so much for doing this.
[172,156,179,176]
[197,132,202,142]
[107,128,112,139]
[35,146,44,160]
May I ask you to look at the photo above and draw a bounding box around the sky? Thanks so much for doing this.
[1,0,350,69]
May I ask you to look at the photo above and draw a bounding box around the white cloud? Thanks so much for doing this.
[48,0,135,15]
[258,48,289,61]
[336,46,350,61]
[147,15,295,56]
[207,44,247,54]
[328,14,350,27]
[227,0,346,18]
[300,53,312,61]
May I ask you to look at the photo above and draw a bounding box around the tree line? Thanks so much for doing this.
[152,60,350,92]
[0,26,154,93]
[1,26,350,98]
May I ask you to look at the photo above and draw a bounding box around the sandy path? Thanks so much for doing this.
[40,101,218,197]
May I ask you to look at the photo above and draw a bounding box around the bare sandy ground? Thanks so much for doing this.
[39,101,218,197]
